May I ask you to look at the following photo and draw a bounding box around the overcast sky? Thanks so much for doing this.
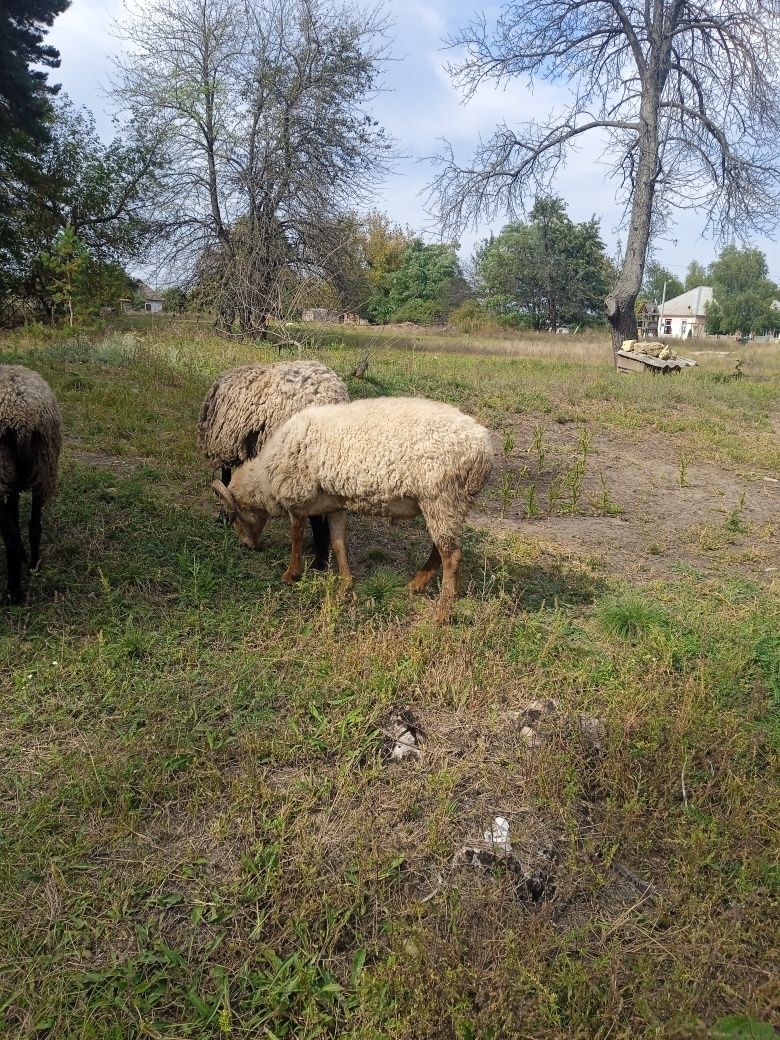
[47,0,780,281]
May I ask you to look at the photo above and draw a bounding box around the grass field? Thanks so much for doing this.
[1,323,778,1039]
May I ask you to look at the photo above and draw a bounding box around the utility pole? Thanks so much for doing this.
[658,280,668,338]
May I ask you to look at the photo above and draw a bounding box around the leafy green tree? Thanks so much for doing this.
[388,241,468,324]
[475,197,611,329]
[1,97,160,322]
[316,211,416,322]
[162,287,188,314]
[642,263,683,303]
[705,299,723,335]
[37,226,88,325]
[684,260,708,290]
[710,246,779,334]
[0,0,70,144]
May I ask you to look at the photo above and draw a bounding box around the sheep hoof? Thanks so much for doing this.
[310,557,328,572]
[282,569,302,584]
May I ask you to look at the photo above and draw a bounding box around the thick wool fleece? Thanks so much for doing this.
[198,361,349,469]
[230,397,494,549]
[0,366,62,498]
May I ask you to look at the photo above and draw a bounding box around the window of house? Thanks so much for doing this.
[681,320,687,335]
[664,318,672,335]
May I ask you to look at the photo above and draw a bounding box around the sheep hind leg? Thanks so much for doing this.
[435,545,462,624]
[282,516,306,583]
[29,494,43,569]
[327,511,353,590]
[309,515,330,571]
[0,496,25,604]
[408,544,441,592]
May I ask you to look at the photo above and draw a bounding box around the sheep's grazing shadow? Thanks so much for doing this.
[459,529,605,612]
[347,520,604,616]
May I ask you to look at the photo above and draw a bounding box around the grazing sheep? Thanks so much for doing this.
[198,361,349,568]
[212,397,494,622]
[0,366,63,604]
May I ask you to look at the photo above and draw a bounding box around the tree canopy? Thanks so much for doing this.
[708,246,779,335]
[1,97,159,323]
[684,261,708,291]
[642,264,683,304]
[114,0,391,335]
[0,0,70,144]
[475,198,611,330]
[388,241,468,324]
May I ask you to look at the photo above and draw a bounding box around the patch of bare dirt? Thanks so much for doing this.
[66,443,154,475]
[477,421,779,585]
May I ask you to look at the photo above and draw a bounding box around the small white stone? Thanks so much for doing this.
[483,816,512,853]
[520,725,545,748]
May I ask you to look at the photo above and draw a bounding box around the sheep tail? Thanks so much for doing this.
[463,442,494,500]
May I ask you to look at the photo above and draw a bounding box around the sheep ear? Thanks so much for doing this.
[212,480,236,518]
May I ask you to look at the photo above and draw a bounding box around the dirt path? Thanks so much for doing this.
[477,422,779,586]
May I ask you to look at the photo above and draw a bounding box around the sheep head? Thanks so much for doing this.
[212,480,268,549]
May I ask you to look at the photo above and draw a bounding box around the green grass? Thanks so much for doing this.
[0,324,778,1039]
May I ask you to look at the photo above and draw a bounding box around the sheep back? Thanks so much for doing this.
[0,365,62,499]
[238,397,494,515]
[197,361,349,469]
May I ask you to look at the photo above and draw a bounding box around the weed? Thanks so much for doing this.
[678,454,690,488]
[724,493,748,533]
[565,460,586,513]
[499,472,516,517]
[597,592,669,638]
[531,422,547,473]
[593,473,621,516]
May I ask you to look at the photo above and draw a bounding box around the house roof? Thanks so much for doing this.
[660,286,713,316]
[130,279,162,301]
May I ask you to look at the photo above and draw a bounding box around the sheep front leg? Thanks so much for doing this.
[0,496,25,604]
[282,516,306,583]
[327,510,353,588]
[435,545,462,624]
[217,467,233,527]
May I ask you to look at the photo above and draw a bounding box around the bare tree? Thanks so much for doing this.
[113,0,390,335]
[428,0,780,355]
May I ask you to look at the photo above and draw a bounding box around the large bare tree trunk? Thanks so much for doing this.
[605,91,660,362]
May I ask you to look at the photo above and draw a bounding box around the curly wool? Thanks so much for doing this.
[0,365,63,500]
[230,397,494,549]
[197,361,349,470]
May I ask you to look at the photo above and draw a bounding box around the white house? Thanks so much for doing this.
[658,286,713,339]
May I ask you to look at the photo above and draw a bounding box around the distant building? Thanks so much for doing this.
[144,299,163,313]
[658,286,713,338]
[302,308,339,323]
[637,300,660,338]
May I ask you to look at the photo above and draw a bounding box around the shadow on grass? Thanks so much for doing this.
[1,462,604,635]
[462,528,606,613]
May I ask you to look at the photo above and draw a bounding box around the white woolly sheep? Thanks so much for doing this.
[198,360,349,568]
[0,365,63,604]
[211,397,494,622]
